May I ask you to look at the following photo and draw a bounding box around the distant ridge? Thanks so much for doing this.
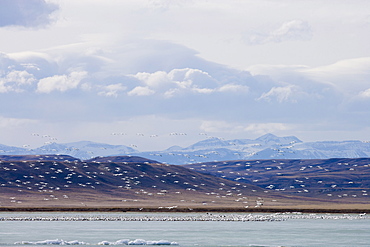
[0,155,80,162]
[1,134,370,165]
[255,133,302,144]
[85,155,160,164]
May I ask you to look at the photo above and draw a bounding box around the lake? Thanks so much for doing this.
[1,212,369,246]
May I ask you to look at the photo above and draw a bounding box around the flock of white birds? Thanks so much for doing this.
[0,155,274,208]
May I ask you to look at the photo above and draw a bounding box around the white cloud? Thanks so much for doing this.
[146,0,192,12]
[132,71,172,89]
[192,87,214,94]
[244,20,312,45]
[130,68,244,97]
[0,0,59,28]
[98,83,127,97]
[37,70,87,93]
[128,86,155,96]
[200,120,292,137]
[359,88,370,98]
[243,123,291,136]
[0,70,36,93]
[200,120,244,133]
[258,85,297,103]
[0,7,369,150]
[218,84,249,93]
[269,20,312,43]
[303,57,370,94]
[0,116,37,128]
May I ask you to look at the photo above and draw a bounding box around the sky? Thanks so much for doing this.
[0,0,370,151]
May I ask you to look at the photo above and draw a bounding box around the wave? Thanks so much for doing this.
[14,238,178,245]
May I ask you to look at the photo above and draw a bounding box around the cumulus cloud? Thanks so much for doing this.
[0,70,36,93]
[129,68,245,97]
[0,38,369,146]
[97,83,127,97]
[133,71,172,89]
[37,70,87,93]
[0,0,59,28]
[128,86,155,96]
[218,84,249,93]
[244,20,312,45]
[258,85,297,103]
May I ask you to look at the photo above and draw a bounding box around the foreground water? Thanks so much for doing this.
[1,212,370,246]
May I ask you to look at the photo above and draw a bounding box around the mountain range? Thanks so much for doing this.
[1,134,370,165]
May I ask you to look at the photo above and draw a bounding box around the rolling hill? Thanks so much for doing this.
[183,158,370,203]
[0,155,290,210]
[1,134,370,165]
[1,155,369,212]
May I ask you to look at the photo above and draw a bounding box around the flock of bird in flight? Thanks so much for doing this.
[0,157,268,208]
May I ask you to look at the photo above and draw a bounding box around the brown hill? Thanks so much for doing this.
[1,156,369,212]
[0,156,276,210]
[183,158,370,203]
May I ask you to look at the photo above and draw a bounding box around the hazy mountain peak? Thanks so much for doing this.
[165,145,184,151]
[255,133,302,144]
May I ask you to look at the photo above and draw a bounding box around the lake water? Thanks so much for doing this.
[1,212,370,246]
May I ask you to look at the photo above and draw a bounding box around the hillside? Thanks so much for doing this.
[0,155,296,210]
[183,158,370,203]
[1,155,369,212]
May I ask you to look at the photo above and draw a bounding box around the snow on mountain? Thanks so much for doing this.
[10,141,138,160]
[135,134,370,164]
[0,144,28,155]
[255,133,302,145]
[1,134,370,164]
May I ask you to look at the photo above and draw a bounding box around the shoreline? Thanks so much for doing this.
[1,207,370,214]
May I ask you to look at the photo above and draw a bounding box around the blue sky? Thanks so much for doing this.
[1,0,370,151]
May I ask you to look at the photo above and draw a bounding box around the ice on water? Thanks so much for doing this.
[14,238,178,245]
[98,239,178,245]
[14,239,87,245]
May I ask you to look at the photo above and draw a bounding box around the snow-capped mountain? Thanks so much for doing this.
[1,134,370,165]
[0,141,137,160]
[135,134,370,164]
[0,144,30,155]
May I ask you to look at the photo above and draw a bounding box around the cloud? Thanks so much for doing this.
[0,116,37,128]
[244,20,312,45]
[97,83,127,97]
[129,68,247,97]
[147,0,192,11]
[200,120,292,137]
[36,70,87,93]
[0,70,36,93]
[218,84,249,93]
[303,57,370,94]
[258,85,297,103]
[133,71,172,89]
[243,123,291,135]
[128,86,155,96]
[0,38,369,147]
[0,0,59,28]
[248,64,340,102]
[359,88,370,98]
